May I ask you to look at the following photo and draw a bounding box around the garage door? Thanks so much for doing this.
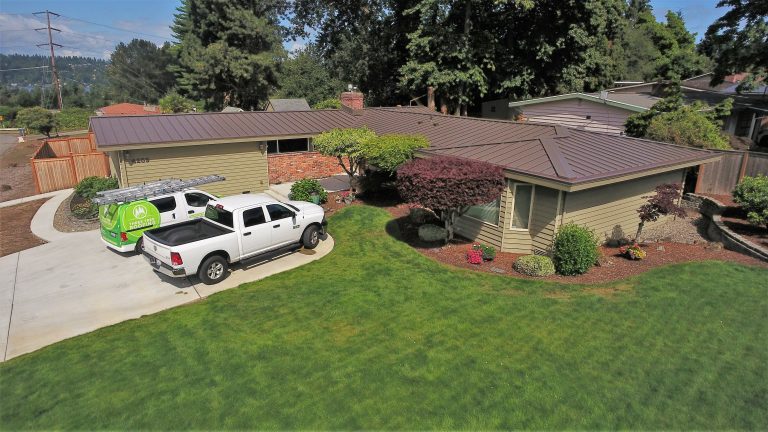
[123,141,268,196]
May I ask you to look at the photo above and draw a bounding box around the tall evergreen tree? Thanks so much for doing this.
[700,0,768,87]
[171,0,286,110]
[108,39,176,103]
[276,45,344,106]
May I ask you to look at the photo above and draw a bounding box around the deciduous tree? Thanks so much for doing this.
[397,156,504,242]
[313,127,377,188]
[276,45,345,107]
[635,183,686,239]
[16,107,57,137]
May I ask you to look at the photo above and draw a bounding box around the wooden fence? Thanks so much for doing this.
[695,150,768,195]
[30,134,110,193]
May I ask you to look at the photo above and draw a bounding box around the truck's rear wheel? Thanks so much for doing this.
[198,255,228,285]
[301,225,321,249]
[134,237,143,254]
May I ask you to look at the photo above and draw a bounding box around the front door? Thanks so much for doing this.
[149,195,179,226]
[240,206,272,257]
[266,203,297,247]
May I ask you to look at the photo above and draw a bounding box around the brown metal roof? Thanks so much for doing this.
[426,128,717,186]
[91,106,718,187]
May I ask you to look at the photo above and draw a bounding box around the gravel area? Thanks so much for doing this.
[638,209,710,244]
[53,192,100,233]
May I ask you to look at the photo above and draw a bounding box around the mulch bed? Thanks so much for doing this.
[721,206,768,248]
[0,199,48,257]
[386,203,767,284]
[53,192,100,233]
[0,137,43,203]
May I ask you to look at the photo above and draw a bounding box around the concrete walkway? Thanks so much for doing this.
[0,189,334,362]
[269,174,351,199]
[0,190,66,208]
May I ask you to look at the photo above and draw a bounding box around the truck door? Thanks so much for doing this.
[184,191,214,219]
[266,203,298,247]
[148,195,179,226]
[240,206,273,257]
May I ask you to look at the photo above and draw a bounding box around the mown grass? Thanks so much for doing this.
[1,205,767,430]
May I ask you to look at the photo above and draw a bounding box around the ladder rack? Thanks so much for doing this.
[92,175,225,205]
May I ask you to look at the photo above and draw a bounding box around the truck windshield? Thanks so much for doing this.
[205,205,234,228]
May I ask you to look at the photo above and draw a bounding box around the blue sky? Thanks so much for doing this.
[0,0,727,60]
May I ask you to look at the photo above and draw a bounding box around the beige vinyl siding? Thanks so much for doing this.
[107,152,122,184]
[122,141,268,196]
[529,186,560,254]
[501,182,533,254]
[561,170,683,242]
[454,182,511,249]
[518,99,633,134]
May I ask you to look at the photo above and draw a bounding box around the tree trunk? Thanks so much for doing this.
[442,209,457,244]
[635,221,645,241]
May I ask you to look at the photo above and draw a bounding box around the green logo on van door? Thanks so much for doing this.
[123,201,160,231]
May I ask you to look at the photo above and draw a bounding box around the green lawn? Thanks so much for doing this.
[1,205,767,430]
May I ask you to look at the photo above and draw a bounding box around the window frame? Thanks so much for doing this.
[266,203,295,221]
[149,196,177,213]
[463,196,502,227]
[509,183,535,231]
[184,192,213,208]
[242,205,267,228]
[265,138,312,154]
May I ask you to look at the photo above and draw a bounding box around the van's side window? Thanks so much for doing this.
[243,207,266,227]
[185,192,211,208]
[149,196,176,213]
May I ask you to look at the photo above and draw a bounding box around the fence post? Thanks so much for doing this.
[30,158,42,194]
[738,152,749,183]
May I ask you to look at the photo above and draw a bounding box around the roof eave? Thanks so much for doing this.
[508,93,648,113]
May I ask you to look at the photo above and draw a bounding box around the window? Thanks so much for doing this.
[267,204,294,221]
[242,207,267,227]
[205,205,234,228]
[465,198,501,225]
[184,192,211,208]
[149,196,176,213]
[490,106,496,113]
[266,138,310,154]
[510,184,533,229]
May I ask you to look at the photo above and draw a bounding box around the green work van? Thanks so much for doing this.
[99,189,216,253]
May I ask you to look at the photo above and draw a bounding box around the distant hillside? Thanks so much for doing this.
[0,54,108,88]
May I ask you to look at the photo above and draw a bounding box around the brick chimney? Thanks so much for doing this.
[340,91,364,110]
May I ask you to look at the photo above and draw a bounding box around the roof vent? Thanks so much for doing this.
[599,90,609,100]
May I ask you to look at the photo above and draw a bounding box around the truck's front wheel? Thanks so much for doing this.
[301,225,321,249]
[198,255,228,285]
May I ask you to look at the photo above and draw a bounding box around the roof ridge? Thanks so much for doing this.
[364,107,558,129]
[539,137,575,179]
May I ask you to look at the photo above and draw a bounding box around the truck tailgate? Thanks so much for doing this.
[143,236,172,262]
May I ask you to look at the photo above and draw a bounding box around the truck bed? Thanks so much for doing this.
[144,219,232,247]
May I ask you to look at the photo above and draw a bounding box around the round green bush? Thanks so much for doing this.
[289,178,328,204]
[732,175,768,228]
[513,255,555,277]
[552,222,599,275]
[418,224,447,242]
[74,176,118,199]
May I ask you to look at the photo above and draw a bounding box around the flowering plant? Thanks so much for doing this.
[472,243,496,261]
[466,249,483,265]
[619,243,647,260]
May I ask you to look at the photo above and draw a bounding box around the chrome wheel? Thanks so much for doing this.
[207,262,224,280]
[310,230,319,246]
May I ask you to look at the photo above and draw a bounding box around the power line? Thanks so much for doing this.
[58,14,171,41]
[0,65,50,72]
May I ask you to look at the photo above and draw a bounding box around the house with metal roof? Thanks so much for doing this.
[481,92,661,135]
[90,94,719,254]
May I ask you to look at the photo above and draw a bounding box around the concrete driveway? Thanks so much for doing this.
[0,190,333,361]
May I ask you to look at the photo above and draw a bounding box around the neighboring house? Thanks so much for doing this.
[483,92,659,134]
[265,98,311,111]
[90,91,718,254]
[485,72,768,142]
[95,103,161,116]
[221,106,244,113]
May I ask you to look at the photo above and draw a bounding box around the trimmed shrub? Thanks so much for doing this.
[74,176,118,199]
[56,108,92,130]
[418,224,447,242]
[733,175,768,227]
[289,178,328,204]
[513,255,556,277]
[552,223,599,275]
[362,134,429,172]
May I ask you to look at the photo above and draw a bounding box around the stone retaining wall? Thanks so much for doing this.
[686,193,768,262]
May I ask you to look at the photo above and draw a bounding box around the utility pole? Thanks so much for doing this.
[34,10,63,111]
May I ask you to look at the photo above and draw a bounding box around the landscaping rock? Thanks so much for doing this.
[418,224,447,243]
[491,267,506,274]
[656,245,665,251]
[705,242,724,251]
[409,207,437,225]
[595,255,614,267]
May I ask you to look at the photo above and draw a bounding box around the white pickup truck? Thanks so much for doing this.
[141,194,327,284]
